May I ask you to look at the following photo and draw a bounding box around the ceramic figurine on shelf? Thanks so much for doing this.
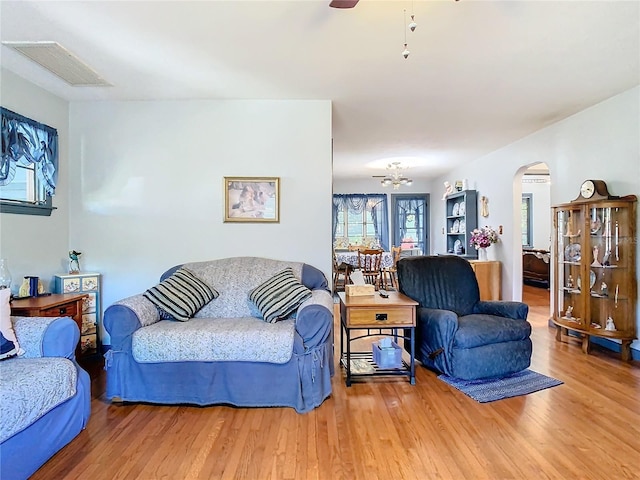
[69,250,82,274]
[566,275,574,288]
[600,281,608,296]
[564,306,574,319]
[442,181,454,200]
[591,246,601,267]
[605,316,617,331]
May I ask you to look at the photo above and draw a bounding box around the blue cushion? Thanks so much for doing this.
[454,314,532,349]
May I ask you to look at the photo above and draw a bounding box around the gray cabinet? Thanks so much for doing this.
[445,190,478,259]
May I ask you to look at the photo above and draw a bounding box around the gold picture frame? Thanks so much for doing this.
[224,177,280,223]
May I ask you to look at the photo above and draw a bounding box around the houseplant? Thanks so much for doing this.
[470,226,499,260]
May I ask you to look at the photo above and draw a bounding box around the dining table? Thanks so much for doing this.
[335,250,394,270]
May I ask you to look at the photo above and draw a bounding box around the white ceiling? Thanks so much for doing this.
[1,1,638,180]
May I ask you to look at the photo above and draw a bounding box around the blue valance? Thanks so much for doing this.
[1,107,58,197]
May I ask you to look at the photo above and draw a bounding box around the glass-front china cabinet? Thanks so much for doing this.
[551,180,637,361]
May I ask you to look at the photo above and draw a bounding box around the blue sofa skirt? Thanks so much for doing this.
[105,341,333,413]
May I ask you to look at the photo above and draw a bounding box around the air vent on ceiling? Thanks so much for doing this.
[2,41,111,87]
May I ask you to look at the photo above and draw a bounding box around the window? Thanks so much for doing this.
[392,194,429,255]
[1,107,58,216]
[332,194,389,250]
[521,194,533,247]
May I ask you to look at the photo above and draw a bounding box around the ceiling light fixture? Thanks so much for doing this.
[381,162,413,189]
[402,9,410,59]
[409,1,417,32]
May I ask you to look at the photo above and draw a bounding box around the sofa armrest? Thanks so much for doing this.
[12,316,79,359]
[295,290,333,349]
[104,294,160,352]
[474,301,529,320]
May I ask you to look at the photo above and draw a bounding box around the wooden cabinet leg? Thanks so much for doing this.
[555,326,562,342]
[581,334,590,354]
[621,341,631,362]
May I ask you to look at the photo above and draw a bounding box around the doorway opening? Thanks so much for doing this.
[517,162,551,319]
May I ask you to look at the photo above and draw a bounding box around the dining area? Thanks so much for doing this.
[333,246,401,292]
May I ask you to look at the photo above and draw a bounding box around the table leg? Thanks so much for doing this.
[409,327,415,385]
[345,327,352,387]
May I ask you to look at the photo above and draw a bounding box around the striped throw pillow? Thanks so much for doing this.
[249,268,312,323]
[143,268,218,321]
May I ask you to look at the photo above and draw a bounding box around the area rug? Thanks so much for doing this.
[438,369,563,403]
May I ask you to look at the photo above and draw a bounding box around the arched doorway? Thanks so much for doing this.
[515,162,551,313]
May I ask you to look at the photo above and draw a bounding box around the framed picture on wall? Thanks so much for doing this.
[224,176,280,223]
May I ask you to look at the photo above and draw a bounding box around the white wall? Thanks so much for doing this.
[0,69,70,293]
[69,99,332,345]
[332,178,433,196]
[432,86,640,352]
[522,174,551,250]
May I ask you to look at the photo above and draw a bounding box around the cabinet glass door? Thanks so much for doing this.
[555,206,584,328]
[587,205,633,336]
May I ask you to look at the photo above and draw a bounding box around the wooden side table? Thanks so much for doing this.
[338,291,418,386]
[10,293,89,357]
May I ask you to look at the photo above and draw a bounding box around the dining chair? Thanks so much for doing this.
[333,253,352,292]
[381,246,402,290]
[356,248,383,289]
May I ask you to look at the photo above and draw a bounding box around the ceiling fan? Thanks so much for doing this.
[329,0,359,8]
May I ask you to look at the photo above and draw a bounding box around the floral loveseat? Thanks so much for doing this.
[0,308,91,480]
[104,257,334,413]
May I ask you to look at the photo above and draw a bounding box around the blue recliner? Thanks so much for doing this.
[397,255,532,380]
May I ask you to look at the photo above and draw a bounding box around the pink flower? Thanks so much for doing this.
[470,226,499,249]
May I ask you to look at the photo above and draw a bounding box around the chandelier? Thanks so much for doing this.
[381,162,413,189]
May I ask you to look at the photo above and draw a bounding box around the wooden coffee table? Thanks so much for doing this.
[338,291,418,386]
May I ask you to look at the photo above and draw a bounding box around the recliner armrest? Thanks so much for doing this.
[474,301,529,320]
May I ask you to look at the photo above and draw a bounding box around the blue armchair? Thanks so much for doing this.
[397,255,532,380]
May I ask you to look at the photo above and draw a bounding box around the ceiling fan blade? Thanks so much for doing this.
[330,0,359,8]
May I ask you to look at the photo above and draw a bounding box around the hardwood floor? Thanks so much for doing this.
[32,285,639,480]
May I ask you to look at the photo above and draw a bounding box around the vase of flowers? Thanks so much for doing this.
[469,226,499,260]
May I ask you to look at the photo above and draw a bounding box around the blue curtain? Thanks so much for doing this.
[1,107,58,197]
[396,198,424,243]
[332,194,389,251]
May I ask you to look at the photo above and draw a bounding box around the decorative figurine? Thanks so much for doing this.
[564,306,574,318]
[566,275,574,288]
[565,222,573,237]
[605,316,616,331]
[442,181,454,200]
[600,281,608,296]
[69,250,82,274]
[591,246,601,267]
[480,195,489,217]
